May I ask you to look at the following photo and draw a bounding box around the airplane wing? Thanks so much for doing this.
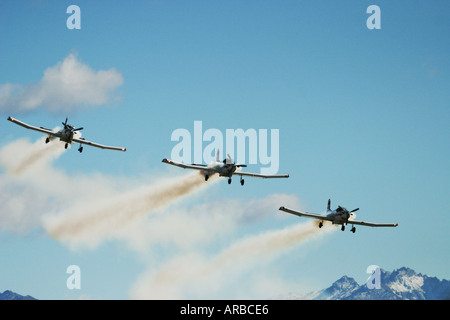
[162,158,214,171]
[279,206,334,222]
[72,137,126,152]
[347,219,398,227]
[233,171,290,179]
[7,116,60,137]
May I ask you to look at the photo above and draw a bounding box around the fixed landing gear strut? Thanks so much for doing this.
[340,224,356,233]
[227,177,245,186]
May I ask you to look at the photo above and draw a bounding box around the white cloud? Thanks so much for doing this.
[0,54,123,113]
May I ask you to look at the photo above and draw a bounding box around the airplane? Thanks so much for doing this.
[7,116,126,153]
[279,199,398,233]
[162,149,289,186]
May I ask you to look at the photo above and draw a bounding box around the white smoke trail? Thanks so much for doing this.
[0,136,65,176]
[206,221,335,271]
[42,172,219,249]
[0,136,219,245]
[131,221,336,299]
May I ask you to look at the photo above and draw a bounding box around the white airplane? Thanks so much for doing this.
[279,199,398,233]
[7,116,126,153]
[162,150,289,186]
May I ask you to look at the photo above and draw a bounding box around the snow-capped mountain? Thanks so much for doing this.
[0,290,37,300]
[279,267,450,300]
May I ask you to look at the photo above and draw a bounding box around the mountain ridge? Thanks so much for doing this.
[278,267,450,300]
[0,290,37,300]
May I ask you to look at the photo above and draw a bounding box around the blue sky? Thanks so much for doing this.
[0,1,449,299]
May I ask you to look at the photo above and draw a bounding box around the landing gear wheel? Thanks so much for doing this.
[65,143,68,149]
[240,178,245,186]
[351,226,356,233]
[45,137,50,144]
[205,175,209,181]
[319,221,323,228]
[341,225,345,231]
[78,146,83,153]
[228,178,232,184]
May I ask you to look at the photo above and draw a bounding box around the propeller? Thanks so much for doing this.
[62,117,83,131]
[226,154,234,164]
[62,117,69,128]
[214,150,248,168]
[223,154,234,165]
[350,208,359,213]
[224,154,247,167]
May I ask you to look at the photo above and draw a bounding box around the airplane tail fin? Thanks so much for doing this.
[327,199,331,212]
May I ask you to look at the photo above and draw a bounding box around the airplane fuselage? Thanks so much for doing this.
[44,127,82,149]
[55,128,81,144]
[59,128,73,143]
[203,162,237,177]
[326,209,355,225]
